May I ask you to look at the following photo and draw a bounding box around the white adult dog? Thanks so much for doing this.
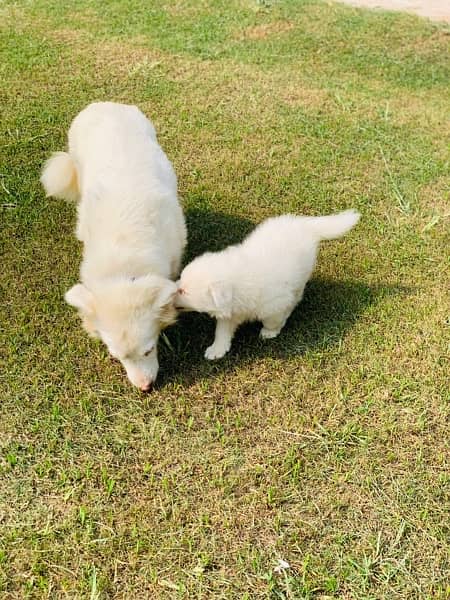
[41,102,187,390]
[176,210,360,359]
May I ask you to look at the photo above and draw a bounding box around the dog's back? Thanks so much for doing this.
[42,102,186,281]
[68,102,171,193]
[71,103,181,259]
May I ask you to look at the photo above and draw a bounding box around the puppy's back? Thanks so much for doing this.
[242,210,360,256]
[235,210,359,289]
[241,214,317,259]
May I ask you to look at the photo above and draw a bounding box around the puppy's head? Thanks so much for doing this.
[65,275,177,390]
[175,259,233,319]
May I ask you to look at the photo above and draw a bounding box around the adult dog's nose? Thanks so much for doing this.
[140,381,153,393]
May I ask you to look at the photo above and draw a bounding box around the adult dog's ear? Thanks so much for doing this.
[209,281,233,319]
[156,280,178,328]
[132,276,177,327]
[65,284,95,314]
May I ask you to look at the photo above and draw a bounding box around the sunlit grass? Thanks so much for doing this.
[1,1,449,597]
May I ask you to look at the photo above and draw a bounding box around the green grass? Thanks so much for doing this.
[1,0,449,597]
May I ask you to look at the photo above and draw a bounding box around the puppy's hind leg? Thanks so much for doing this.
[260,285,306,339]
[260,307,294,340]
[205,318,238,360]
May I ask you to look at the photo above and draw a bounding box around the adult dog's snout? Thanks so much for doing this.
[140,380,153,393]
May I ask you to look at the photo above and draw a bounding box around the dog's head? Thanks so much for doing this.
[175,257,233,320]
[65,275,177,390]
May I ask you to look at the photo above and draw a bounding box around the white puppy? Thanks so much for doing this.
[41,102,187,390]
[176,210,360,359]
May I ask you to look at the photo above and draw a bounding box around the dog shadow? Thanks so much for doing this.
[183,207,256,260]
[157,209,404,387]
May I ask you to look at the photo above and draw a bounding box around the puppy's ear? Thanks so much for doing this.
[156,280,178,328]
[65,284,95,315]
[209,281,232,319]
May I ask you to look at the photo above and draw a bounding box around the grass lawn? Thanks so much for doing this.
[1,0,449,597]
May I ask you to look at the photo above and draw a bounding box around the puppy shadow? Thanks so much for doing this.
[158,277,406,387]
[156,207,408,387]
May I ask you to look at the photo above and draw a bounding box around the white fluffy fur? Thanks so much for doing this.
[41,102,187,389]
[176,210,360,359]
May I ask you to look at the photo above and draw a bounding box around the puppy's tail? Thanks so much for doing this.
[307,209,360,241]
[40,152,79,202]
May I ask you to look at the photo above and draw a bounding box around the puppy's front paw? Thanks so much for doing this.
[204,344,228,360]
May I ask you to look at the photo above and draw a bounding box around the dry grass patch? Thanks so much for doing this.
[238,20,295,40]
[386,91,450,131]
[46,28,167,77]
[93,39,165,78]
[417,176,450,214]
[162,0,211,19]
[48,27,84,45]
[281,84,330,108]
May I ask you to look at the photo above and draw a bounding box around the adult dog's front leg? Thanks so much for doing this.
[204,318,237,360]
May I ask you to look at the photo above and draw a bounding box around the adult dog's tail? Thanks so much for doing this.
[307,209,360,241]
[40,152,79,202]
